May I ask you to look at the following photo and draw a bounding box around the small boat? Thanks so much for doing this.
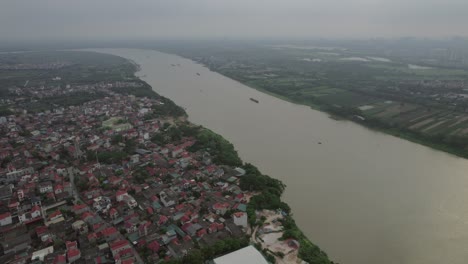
[171,64,176,67]
[196,73,201,76]
[318,142,322,145]
[250,98,259,103]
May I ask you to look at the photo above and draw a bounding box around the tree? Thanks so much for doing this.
[212,241,226,255]
[182,249,204,264]
[201,246,214,259]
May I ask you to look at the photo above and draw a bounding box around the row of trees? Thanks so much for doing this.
[189,128,243,167]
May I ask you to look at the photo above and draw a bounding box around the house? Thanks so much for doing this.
[17,188,25,201]
[110,239,132,257]
[8,198,19,211]
[36,226,51,242]
[31,246,54,262]
[123,194,138,209]
[101,227,119,242]
[53,254,66,264]
[124,221,138,234]
[196,228,207,238]
[72,220,88,234]
[212,203,230,215]
[159,190,176,207]
[18,211,32,224]
[138,221,151,237]
[31,205,41,218]
[158,215,169,226]
[147,240,160,253]
[31,195,42,206]
[72,204,88,215]
[116,190,128,202]
[109,207,118,219]
[18,206,40,224]
[0,212,12,226]
[208,222,221,233]
[172,147,184,158]
[182,223,202,236]
[81,212,94,223]
[234,193,245,202]
[88,232,98,243]
[67,249,81,263]
[66,240,78,250]
[109,176,123,186]
[146,207,154,215]
[54,184,64,195]
[5,167,34,183]
[38,181,53,193]
[49,210,63,221]
[233,212,248,228]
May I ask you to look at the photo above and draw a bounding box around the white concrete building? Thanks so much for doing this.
[233,212,248,228]
[213,246,268,264]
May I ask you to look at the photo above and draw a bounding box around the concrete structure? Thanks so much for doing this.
[31,246,54,262]
[4,167,34,183]
[213,246,268,264]
[233,212,248,228]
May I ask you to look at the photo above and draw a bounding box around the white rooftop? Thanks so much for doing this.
[213,245,268,264]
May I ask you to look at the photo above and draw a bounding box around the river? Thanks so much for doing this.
[93,48,468,264]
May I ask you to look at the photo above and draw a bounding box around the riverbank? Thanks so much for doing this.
[126,62,333,263]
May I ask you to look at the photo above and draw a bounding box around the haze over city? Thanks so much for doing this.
[1,0,468,43]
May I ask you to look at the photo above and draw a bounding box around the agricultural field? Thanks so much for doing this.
[155,39,468,156]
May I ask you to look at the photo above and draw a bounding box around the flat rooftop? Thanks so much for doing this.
[213,245,268,264]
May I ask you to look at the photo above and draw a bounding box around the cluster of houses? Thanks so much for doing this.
[0,94,251,263]
[0,62,70,70]
[7,81,142,100]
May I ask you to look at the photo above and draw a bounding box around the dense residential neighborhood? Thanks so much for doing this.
[0,93,256,263]
[0,52,331,264]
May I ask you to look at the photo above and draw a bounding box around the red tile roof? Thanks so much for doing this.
[0,212,11,220]
[53,254,66,264]
[101,227,118,237]
[110,239,130,251]
[73,204,87,211]
[66,240,78,250]
[67,248,80,259]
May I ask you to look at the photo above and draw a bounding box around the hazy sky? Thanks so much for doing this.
[1,0,467,42]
